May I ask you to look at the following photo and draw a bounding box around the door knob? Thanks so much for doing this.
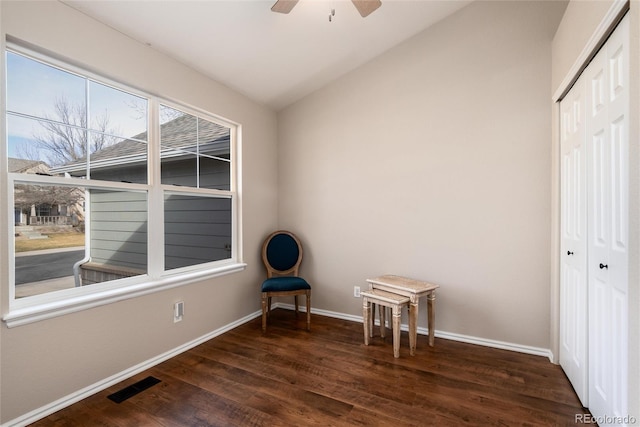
[599,263,608,269]
[567,251,574,255]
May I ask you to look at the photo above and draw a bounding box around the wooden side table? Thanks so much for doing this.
[366,275,439,355]
[361,289,410,358]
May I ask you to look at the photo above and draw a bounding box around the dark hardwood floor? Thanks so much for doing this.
[32,309,588,426]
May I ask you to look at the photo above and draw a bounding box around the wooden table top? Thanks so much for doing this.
[366,274,439,294]
[360,288,411,304]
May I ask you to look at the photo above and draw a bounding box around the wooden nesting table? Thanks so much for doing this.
[366,275,439,355]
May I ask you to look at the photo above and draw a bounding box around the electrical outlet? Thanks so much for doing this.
[174,301,184,323]
[354,286,360,297]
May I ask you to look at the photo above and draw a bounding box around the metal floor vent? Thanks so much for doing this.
[107,376,161,403]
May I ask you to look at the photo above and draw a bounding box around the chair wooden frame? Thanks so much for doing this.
[261,230,311,332]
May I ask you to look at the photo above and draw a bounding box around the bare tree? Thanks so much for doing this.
[126,97,183,124]
[13,97,119,226]
[14,184,84,213]
[28,97,120,166]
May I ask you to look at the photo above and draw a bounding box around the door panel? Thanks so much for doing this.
[559,74,588,405]
[559,14,629,419]
[586,14,628,424]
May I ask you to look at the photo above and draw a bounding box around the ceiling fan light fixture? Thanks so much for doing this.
[271,0,381,17]
[271,0,299,14]
[351,0,382,17]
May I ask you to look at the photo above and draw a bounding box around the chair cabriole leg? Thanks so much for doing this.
[306,290,311,331]
[261,293,268,333]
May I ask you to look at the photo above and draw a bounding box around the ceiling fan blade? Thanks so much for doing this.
[271,0,299,14]
[351,0,382,17]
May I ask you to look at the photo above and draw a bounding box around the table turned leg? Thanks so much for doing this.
[392,304,402,358]
[363,297,370,346]
[369,302,375,338]
[409,298,418,356]
[427,291,436,346]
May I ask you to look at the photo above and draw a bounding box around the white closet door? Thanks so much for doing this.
[586,14,629,423]
[559,73,588,405]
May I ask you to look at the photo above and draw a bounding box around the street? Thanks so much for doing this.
[15,249,85,285]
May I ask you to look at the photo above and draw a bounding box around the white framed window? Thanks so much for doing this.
[4,44,243,326]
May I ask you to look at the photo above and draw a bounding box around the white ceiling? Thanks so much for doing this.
[63,0,471,111]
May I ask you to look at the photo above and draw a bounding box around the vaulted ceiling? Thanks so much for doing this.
[63,0,471,110]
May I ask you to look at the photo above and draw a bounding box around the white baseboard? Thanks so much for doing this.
[279,302,553,360]
[4,303,552,426]
[2,310,263,427]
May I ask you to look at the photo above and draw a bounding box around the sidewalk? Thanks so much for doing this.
[15,276,76,298]
[14,246,84,298]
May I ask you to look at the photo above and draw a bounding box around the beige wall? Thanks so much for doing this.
[277,1,566,349]
[7,0,637,423]
[551,0,619,95]
[551,0,640,419]
[0,1,278,423]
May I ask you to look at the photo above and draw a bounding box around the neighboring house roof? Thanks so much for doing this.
[8,158,50,174]
[52,113,230,174]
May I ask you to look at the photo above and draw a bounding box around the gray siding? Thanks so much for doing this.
[89,189,148,272]
[86,157,231,275]
[161,157,230,190]
[90,163,148,184]
[164,194,232,270]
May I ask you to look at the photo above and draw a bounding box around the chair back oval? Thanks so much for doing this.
[262,230,303,277]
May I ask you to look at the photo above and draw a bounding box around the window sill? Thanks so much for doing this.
[3,262,247,328]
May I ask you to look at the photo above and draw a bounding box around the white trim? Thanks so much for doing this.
[232,124,243,264]
[279,303,553,361]
[3,262,246,328]
[552,0,628,102]
[1,309,263,427]
[434,330,553,360]
[3,303,555,426]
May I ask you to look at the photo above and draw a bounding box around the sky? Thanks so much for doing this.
[6,49,231,172]
[6,50,148,163]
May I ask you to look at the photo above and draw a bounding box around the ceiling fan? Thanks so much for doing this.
[271,0,382,18]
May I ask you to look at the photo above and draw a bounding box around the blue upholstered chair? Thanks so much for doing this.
[261,230,311,332]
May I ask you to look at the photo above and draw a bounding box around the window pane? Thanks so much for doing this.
[48,126,149,183]
[13,184,148,297]
[14,183,86,298]
[198,119,231,190]
[160,106,197,187]
[160,105,231,189]
[8,114,86,170]
[88,133,149,183]
[87,189,148,282]
[164,193,232,270]
[88,80,147,140]
[6,51,84,122]
[6,51,150,183]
